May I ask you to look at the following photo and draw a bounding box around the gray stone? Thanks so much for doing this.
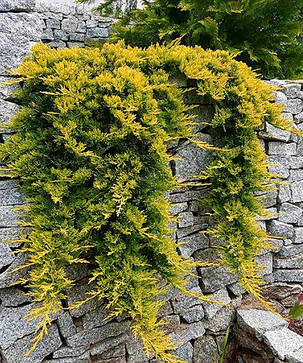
[67,281,100,318]
[237,309,287,339]
[176,342,193,363]
[126,337,147,363]
[0,13,43,75]
[278,184,291,203]
[193,335,217,363]
[227,282,245,296]
[268,156,290,179]
[86,19,99,28]
[279,243,303,257]
[57,312,77,338]
[86,27,109,39]
[174,134,213,180]
[289,169,303,181]
[0,0,35,12]
[46,17,61,29]
[98,343,126,359]
[274,254,303,269]
[67,42,85,48]
[0,76,19,99]
[256,253,273,275]
[2,324,61,363]
[168,190,203,203]
[187,105,214,133]
[203,288,231,319]
[269,220,294,239]
[54,29,69,41]
[0,188,25,206]
[169,321,205,344]
[89,333,130,358]
[61,17,78,33]
[291,181,303,202]
[77,21,87,33]
[41,28,54,41]
[286,346,303,363]
[199,265,238,294]
[274,91,287,104]
[295,112,303,123]
[177,233,209,258]
[0,304,39,349]
[204,305,235,333]
[269,238,283,251]
[0,227,21,241]
[66,321,131,350]
[170,202,188,216]
[285,99,303,114]
[176,224,203,239]
[178,211,194,228]
[0,244,15,269]
[291,157,303,169]
[294,227,303,243]
[82,304,112,330]
[273,269,303,282]
[259,189,278,208]
[181,305,204,323]
[268,142,297,156]
[0,287,31,307]
[263,326,303,360]
[0,205,22,227]
[35,0,75,15]
[48,40,66,49]
[53,345,88,359]
[279,203,302,224]
[281,112,294,121]
[283,83,302,98]
[69,33,85,42]
[0,99,20,130]
[259,123,291,142]
[256,207,278,221]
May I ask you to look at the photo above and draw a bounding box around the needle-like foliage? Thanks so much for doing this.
[83,0,303,79]
[0,41,299,361]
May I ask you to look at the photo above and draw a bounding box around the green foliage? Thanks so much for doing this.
[84,0,303,79]
[215,326,231,363]
[290,301,303,319]
[0,41,298,361]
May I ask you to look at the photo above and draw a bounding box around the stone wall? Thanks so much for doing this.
[0,1,303,362]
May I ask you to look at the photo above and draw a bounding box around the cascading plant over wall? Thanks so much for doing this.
[0,41,300,362]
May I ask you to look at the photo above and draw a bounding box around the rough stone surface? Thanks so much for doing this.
[174,135,213,180]
[237,309,287,339]
[0,0,35,12]
[263,327,303,360]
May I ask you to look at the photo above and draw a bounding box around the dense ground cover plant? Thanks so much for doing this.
[80,0,303,79]
[0,41,298,361]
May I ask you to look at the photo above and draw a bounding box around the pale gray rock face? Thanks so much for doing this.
[202,288,231,319]
[0,304,38,349]
[259,122,291,142]
[263,327,303,360]
[269,220,294,239]
[278,203,302,223]
[0,13,44,75]
[3,324,62,363]
[237,309,287,339]
[174,135,213,181]
[0,0,35,12]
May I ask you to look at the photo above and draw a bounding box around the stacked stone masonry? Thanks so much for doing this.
[0,0,303,362]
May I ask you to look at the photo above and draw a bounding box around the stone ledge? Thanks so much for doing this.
[236,309,303,362]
